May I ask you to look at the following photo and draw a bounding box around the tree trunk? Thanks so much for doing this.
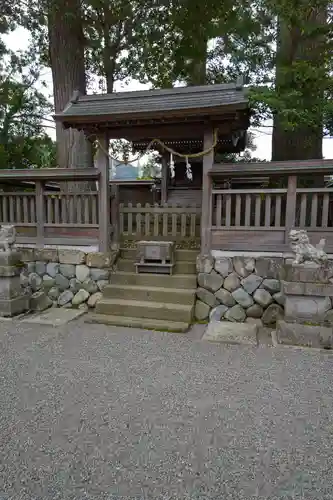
[272,8,326,167]
[48,0,93,190]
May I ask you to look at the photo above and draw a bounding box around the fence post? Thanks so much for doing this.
[110,183,119,249]
[201,127,214,254]
[285,174,297,243]
[35,180,44,247]
[96,133,110,252]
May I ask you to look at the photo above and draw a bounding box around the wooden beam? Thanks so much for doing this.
[210,159,333,176]
[35,181,44,248]
[201,127,214,254]
[161,153,169,204]
[95,133,110,252]
[0,169,99,181]
[285,175,297,243]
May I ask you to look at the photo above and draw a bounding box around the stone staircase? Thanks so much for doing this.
[88,247,198,332]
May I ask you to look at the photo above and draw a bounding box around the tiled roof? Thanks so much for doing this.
[55,82,248,121]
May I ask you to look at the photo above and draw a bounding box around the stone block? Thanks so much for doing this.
[276,320,333,348]
[273,291,285,306]
[28,273,42,291]
[58,249,86,265]
[214,257,233,277]
[86,252,113,268]
[58,290,74,306]
[232,288,254,308]
[233,256,255,278]
[34,248,58,262]
[43,275,55,289]
[284,295,331,324]
[303,283,333,297]
[225,304,246,323]
[0,276,21,300]
[195,300,210,320]
[281,281,305,295]
[196,254,214,274]
[209,304,228,321]
[196,287,218,308]
[17,247,36,262]
[241,274,263,294]
[255,257,283,279]
[88,292,103,308]
[55,274,70,291]
[97,280,109,291]
[223,273,240,292]
[46,263,60,277]
[282,263,329,283]
[76,265,90,282]
[197,271,223,293]
[35,261,46,276]
[262,279,280,294]
[203,321,258,345]
[30,291,53,312]
[48,287,60,301]
[81,279,98,294]
[72,289,90,306]
[246,304,264,318]
[214,288,236,307]
[59,264,76,279]
[0,296,28,317]
[253,289,273,308]
[262,304,284,326]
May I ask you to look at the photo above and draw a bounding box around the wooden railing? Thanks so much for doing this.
[119,203,201,242]
[0,169,102,247]
[210,161,333,252]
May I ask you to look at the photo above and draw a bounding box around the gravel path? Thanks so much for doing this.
[0,319,333,499]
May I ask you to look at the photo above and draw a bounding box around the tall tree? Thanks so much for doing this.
[271,1,330,161]
[47,0,92,174]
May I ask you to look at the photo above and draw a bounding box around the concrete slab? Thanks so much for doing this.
[21,308,86,326]
[202,320,258,346]
[276,320,333,349]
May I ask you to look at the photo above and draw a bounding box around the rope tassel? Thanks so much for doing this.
[185,157,193,181]
[169,153,175,178]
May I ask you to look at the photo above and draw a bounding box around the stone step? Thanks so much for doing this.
[95,298,194,323]
[120,248,199,262]
[103,284,195,305]
[110,271,197,289]
[85,313,189,333]
[117,259,196,274]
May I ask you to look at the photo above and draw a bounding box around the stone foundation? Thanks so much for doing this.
[195,254,333,326]
[18,247,118,312]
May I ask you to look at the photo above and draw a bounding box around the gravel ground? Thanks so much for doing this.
[0,319,333,500]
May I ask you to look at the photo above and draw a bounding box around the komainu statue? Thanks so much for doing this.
[289,229,327,265]
[0,225,16,252]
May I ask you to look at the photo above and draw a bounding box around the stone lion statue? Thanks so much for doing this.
[289,229,327,265]
[0,225,16,252]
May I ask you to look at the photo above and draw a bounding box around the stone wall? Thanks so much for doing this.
[195,254,287,326]
[18,247,118,312]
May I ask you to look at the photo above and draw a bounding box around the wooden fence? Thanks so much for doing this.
[119,203,201,242]
[210,161,333,252]
[0,169,102,247]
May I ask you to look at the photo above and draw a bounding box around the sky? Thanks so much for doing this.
[4,27,333,161]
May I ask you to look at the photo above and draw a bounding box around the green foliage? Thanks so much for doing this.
[0,41,56,168]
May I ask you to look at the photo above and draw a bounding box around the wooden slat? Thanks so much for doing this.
[255,195,261,226]
[16,196,22,223]
[264,195,271,227]
[47,196,53,224]
[310,193,318,227]
[300,194,307,226]
[181,212,187,237]
[119,203,124,234]
[92,195,98,224]
[275,195,282,227]
[76,196,83,224]
[162,203,168,236]
[245,195,251,226]
[153,204,159,236]
[216,194,222,226]
[190,211,196,237]
[9,196,15,222]
[225,195,231,226]
[322,193,329,228]
[285,175,297,243]
[171,207,177,236]
[23,196,29,223]
[235,194,241,226]
[84,197,89,224]
[212,188,287,195]
[136,206,142,236]
[144,203,150,235]
[128,203,133,234]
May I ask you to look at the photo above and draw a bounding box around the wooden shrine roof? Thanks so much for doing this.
[54,82,249,134]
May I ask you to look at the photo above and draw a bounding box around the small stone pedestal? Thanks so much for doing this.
[0,251,29,317]
[135,241,175,274]
[276,263,333,348]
